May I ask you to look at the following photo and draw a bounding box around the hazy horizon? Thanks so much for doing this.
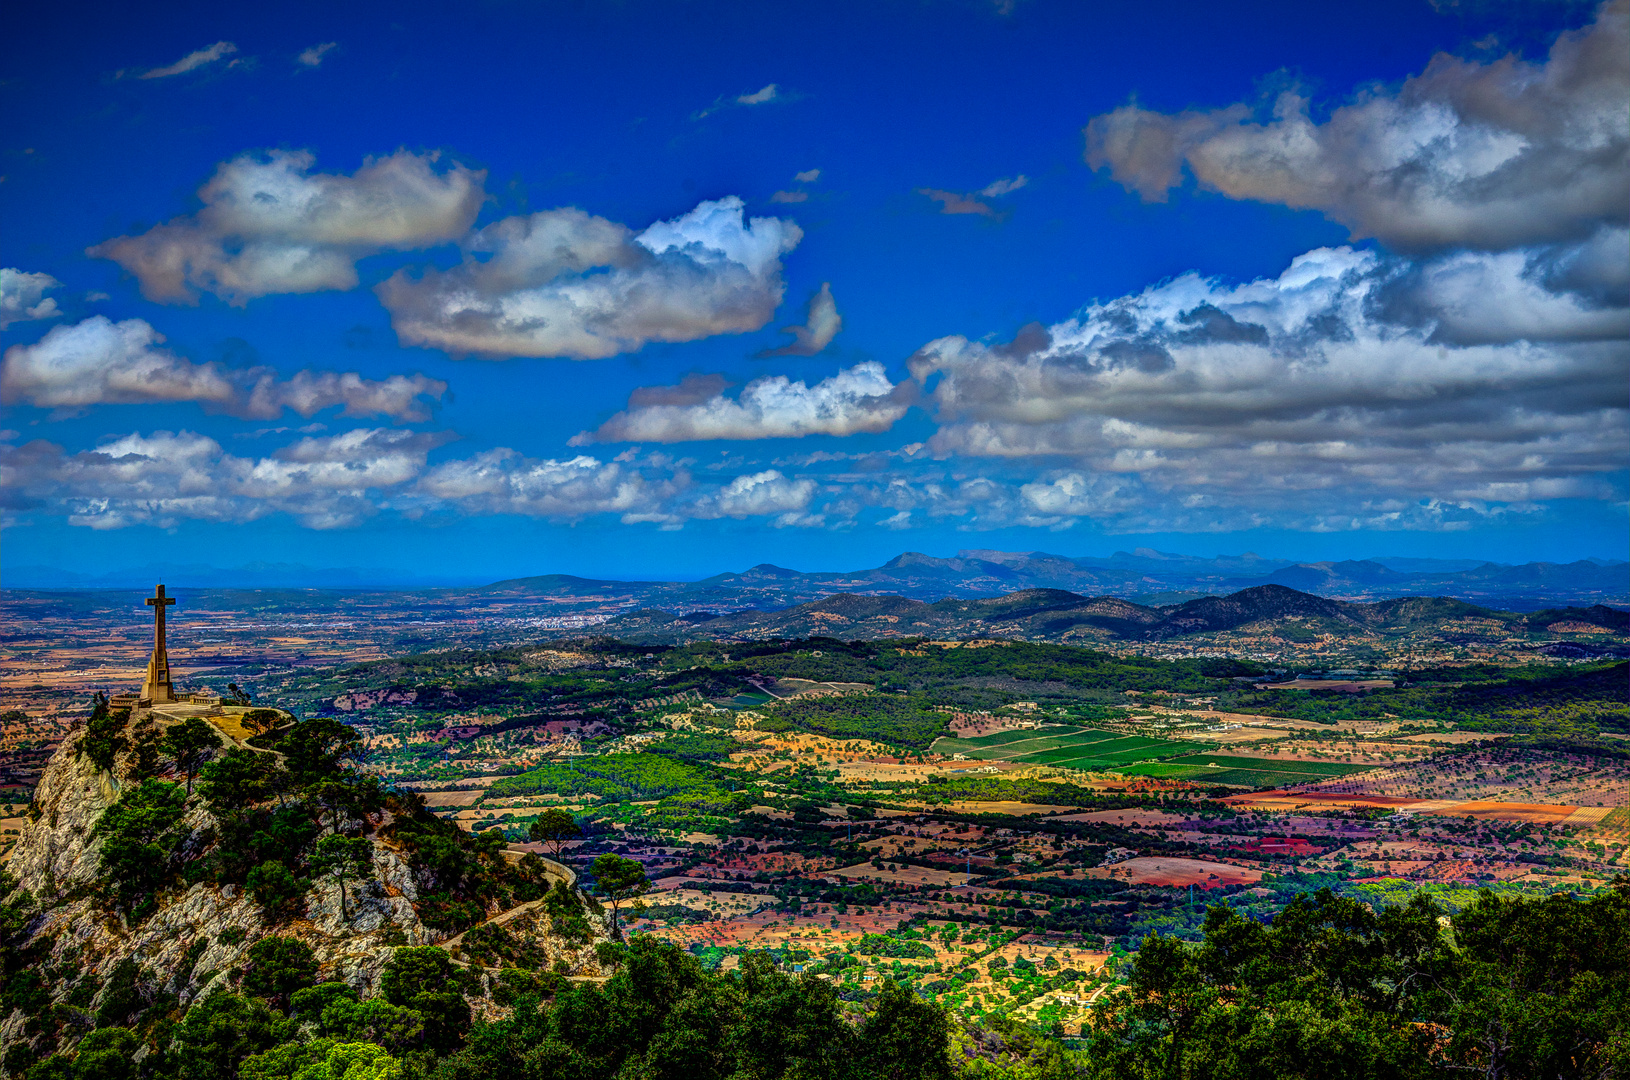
[6,546,1625,594]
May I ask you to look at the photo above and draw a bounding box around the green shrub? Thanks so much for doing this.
[855,933,935,959]
[380,947,469,1054]
[459,922,550,970]
[240,937,317,1010]
[245,862,306,919]
[74,700,130,773]
[93,959,144,1029]
[166,991,281,1080]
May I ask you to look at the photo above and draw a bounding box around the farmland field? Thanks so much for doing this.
[932,727,1213,771]
[932,726,1096,758]
[1119,754,1376,788]
[1018,740,1212,769]
[1161,755,1370,775]
[941,725,1092,749]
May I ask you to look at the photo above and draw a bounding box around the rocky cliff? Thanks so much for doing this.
[0,713,610,1059]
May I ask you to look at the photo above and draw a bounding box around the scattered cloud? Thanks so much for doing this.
[89,149,485,304]
[0,269,62,329]
[695,82,798,119]
[918,188,996,217]
[1,425,861,532]
[297,42,338,67]
[575,361,905,444]
[1,315,447,421]
[919,176,1027,217]
[906,239,1627,516]
[1018,472,1137,519]
[133,41,239,80]
[759,282,842,357]
[772,168,822,204]
[0,427,452,530]
[695,469,816,521]
[1084,0,1629,251]
[377,197,802,359]
[979,175,1028,197]
[417,449,680,523]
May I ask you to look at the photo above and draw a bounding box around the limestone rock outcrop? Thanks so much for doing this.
[1,715,611,1055]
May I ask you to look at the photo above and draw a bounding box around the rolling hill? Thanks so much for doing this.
[587,584,1630,651]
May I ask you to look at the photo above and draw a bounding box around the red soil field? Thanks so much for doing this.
[1230,836,1318,855]
[1441,801,1584,823]
[1084,856,1262,889]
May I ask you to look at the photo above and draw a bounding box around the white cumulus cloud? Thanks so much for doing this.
[90,149,485,304]
[0,269,62,329]
[0,427,450,530]
[377,197,803,359]
[1084,0,1628,251]
[576,361,906,444]
[1,315,447,421]
[909,241,1628,513]
[696,469,816,520]
[416,450,680,523]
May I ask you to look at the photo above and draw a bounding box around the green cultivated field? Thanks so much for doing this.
[932,726,1209,771]
[931,725,1092,758]
[934,729,1378,785]
[1118,754,1376,788]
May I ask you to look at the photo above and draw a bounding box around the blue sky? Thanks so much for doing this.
[2,0,1625,581]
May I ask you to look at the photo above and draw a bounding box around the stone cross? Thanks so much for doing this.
[142,584,176,704]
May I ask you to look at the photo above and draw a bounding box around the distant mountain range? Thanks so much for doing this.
[593,584,1630,652]
[476,549,1628,611]
[6,548,1626,610]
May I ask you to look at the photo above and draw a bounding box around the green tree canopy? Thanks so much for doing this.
[380,947,469,1054]
[279,719,365,781]
[166,990,282,1080]
[1082,884,1630,1080]
[160,717,224,794]
[527,808,583,857]
[241,936,318,1010]
[309,835,375,923]
[246,860,307,918]
[197,748,278,809]
[590,853,649,940]
[73,694,129,772]
[92,779,190,917]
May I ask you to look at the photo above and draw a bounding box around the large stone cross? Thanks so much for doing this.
[142,584,176,704]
